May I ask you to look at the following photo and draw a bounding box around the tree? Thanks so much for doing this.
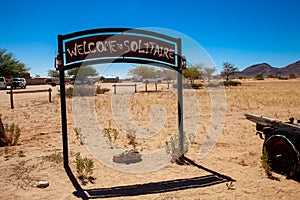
[221,62,238,81]
[48,70,59,77]
[128,65,158,78]
[202,67,217,82]
[255,74,264,80]
[182,63,203,84]
[67,66,98,79]
[0,49,30,77]
[159,69,177,80]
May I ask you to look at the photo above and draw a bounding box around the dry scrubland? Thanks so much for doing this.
[0,79,300,199]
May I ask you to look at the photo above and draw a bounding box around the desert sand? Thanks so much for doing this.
[0,79,299,200]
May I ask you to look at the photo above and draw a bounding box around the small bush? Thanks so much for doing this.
[289,74,297,79]
[96,86,110,94]
[223,80,242,86]
[126,133,137,150]
[165,132,194,163]
[207,81,223,87]
[103,121,119,143]
[74,127,84,145]
[75,152,94,183]
[73,85,95,96]
[261,147,272,176]
[0,116,21,147]
[226,181,235,190]
[277,76,288,80]
[261,147,280,180]
[191,83,203,89]
[65,85,110,97]
[255,74,264,80]
[173,83,203,89]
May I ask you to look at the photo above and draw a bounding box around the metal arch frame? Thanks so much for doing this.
[56,28,184,168]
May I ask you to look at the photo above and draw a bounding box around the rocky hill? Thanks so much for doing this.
[235,60,300,77]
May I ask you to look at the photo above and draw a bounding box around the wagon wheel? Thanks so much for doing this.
[263,130,299,178]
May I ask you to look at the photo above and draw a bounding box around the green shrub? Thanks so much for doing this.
[126,133,137,150]
[223,80,242,86]
[173,83,203,89]
[207,81,223,87]
[0,116,21,147]
[261,147,271,177]
[75,152,94,181]
[74,127,84,145]
[277,76,288,80]
[255,74,264,80]
[96,86,110,94]
[103,121,119,143]
[261,147,280,180]
[165,132,194,163]
[66,85,110,97]
[190,83,203,89]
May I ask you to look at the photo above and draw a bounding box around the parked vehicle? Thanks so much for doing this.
[245,113,300,178]
[0,77,7,89]
[11,78,26,89]
[45,77,60,86]
[70,76,96,85]
[100,76,119,83]
[70,76,76,85]
[141,77,163,83]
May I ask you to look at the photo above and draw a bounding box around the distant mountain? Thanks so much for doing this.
[235,61,300,77]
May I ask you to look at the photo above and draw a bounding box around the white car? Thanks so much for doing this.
[45,77,60,86]
[11,77,26,89]
[142,77,163,83]
[0,77,7,89]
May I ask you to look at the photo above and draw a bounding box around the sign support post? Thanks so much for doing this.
[57,35,69,168]
[176,38,184,157]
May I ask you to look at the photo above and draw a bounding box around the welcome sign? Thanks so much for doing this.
[65,34,176,66]
[56,28,184,171]
[58,28,181,70]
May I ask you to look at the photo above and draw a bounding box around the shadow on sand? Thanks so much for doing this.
[66,156,235,199]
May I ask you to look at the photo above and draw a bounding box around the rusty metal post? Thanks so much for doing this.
[155,83,157,91]
[134,84,137,93]
[58,35,69,168]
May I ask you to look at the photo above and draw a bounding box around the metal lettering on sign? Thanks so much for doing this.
[65,34,176,66]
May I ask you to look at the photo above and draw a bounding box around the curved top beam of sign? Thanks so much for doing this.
[57,28,182,71]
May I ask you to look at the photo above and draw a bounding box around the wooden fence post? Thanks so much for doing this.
[10,88,14,109]
[113,84,116,94]
[7,88,53,108]
[48,88,52,103]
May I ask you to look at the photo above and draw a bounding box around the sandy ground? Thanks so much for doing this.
[0,80,299,200]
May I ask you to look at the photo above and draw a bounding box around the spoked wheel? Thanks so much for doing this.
[264,129,300,178]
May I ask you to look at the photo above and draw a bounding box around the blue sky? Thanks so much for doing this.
[0,0,299,78]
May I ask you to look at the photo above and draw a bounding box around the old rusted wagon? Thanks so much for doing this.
[245,113,300,178]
